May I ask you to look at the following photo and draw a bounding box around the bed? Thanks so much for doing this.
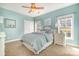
[21,31,53,54]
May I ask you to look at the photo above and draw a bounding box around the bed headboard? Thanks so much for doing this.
[35,18,52,33]
[43,25,53,33]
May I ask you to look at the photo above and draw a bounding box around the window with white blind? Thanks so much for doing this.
[57,14,74,40]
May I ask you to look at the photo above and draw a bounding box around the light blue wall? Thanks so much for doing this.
[0,7,34,41]
[35,4,79,45]
[0,4,79,45]
[0,7,3,32]
[0,23,2,31]
[0,23,4,32]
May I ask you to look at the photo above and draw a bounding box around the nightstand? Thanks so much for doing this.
[54,31,65,46]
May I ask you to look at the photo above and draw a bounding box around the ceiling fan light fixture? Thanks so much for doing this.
[32,9,36,12]
[31,3,36,9]
[22,3,44,13]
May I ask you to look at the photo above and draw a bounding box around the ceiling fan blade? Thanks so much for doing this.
[36,7,44,9]
[22,6,30,8]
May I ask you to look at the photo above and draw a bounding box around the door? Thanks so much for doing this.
[24,20,34,34]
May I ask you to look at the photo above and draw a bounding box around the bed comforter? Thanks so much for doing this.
[21,32,53,52]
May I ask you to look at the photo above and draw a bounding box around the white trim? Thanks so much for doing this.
[67,43,79,48]
[5,38,21,43]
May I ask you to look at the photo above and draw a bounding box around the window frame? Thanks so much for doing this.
[57,14,74,40]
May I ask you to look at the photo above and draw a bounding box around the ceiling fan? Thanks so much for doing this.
[22,3,44,13]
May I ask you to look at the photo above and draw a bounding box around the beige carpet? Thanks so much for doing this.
[5,41,79,56]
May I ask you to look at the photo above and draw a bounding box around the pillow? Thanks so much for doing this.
[40,29,46,33]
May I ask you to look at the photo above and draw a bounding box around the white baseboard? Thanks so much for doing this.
[5,38,21,43]
[67,43,79,48]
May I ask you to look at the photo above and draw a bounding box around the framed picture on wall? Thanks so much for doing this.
[4,18,16,28]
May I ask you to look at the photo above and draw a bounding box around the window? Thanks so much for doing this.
[35,20,42,32]
[24,20,34,34]
[57,14,74,40]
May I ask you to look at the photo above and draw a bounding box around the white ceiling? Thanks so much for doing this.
[0,3,75,17]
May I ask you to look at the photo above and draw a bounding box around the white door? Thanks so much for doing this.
[24,20,34,34]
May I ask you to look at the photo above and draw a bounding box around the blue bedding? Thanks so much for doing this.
[21,32,53,51]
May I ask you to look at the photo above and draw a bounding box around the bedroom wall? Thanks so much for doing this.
[0,7,34,41]
[0,23,1,31]
[35,4,79,46]
[0,8,3,32]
